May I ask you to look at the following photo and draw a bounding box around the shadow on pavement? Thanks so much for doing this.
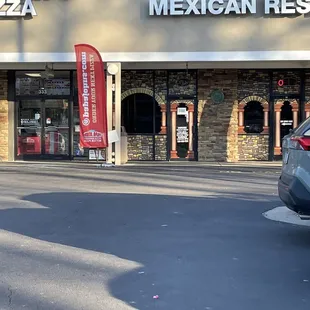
[1,192,310,309]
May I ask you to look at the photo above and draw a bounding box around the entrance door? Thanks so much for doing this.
[17,99,70,159]
[274,99,299,156]
[169,100,197,160]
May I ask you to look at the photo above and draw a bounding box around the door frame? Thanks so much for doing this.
[13,70,75,161]
[270,95,302,160]
[269,69,306,160]
[16,98,72,160]
[167,97,198,161]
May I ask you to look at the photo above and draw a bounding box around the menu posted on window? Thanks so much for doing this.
[74,44,108,148]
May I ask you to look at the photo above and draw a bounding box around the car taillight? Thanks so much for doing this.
[290,137,310,151]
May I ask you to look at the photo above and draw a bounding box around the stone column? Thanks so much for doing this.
[186,104,195,159]
[305,103,310,119]
[227,100,239,163]
[262,103,269,134]
[107,63,122,165]
[0,100,8,161]
[291,101,299,129]
[114,63,122,165]
[106,71,113,163]
[159,104,167,134]
[170,103,179,159]
[238,103,246,134]
[274,102,283,156]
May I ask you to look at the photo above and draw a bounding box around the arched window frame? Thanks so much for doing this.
[238,96,269,134]
[305,101,310,119]
[274,99,299,155]
[121,87,167,134]
[169,100,195,159]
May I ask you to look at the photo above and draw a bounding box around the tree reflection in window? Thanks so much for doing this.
[244,101,264,134]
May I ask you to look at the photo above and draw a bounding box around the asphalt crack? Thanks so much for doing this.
[8,286,12,307]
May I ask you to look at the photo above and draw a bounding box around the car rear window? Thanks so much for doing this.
[294,117,310,136]
[304,129,310,137]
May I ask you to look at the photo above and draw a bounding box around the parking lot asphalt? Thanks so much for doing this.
[0,162,309,310]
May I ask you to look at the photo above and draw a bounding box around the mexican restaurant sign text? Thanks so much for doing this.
[149,0,310,15]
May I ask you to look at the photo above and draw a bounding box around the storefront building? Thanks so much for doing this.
[1,0,310,163]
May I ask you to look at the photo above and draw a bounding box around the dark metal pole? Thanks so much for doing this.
[152,71,156,161]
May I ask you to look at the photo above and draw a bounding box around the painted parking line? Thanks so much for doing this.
[263,206,310,227]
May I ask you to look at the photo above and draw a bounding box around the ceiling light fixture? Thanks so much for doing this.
[25,63,55,79]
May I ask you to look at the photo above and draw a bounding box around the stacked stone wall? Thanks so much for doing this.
[272,71,300,95]
[198,70,238,162]
[238,70,269,101]
[238,135,269,161]
[305,70,310,103]
[168,71,197,96]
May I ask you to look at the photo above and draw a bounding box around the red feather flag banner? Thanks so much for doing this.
[74,44,108,148]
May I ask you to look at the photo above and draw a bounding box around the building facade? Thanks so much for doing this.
[0,0,310,163]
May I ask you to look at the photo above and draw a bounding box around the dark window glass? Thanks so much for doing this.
[122,94,161,134]
[244,101,264,134]
[280,101,294,140]
[16,71,70,96]
[281,101,293,121]
[304,128,310,136]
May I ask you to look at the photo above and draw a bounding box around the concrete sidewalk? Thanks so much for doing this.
[126,160,283,167]
[0,160,282,176]
[0,160,282,169]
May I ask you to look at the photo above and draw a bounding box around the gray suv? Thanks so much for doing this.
[278,117,310,216]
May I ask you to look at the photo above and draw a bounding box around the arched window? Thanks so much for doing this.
[238,96,269,135]
[280,101,294,139]
[281,101,293,121]
[122,94,161,134]
[244,101,264,134]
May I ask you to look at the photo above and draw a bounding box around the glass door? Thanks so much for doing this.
[17,100,43,157]
[17,100,70,159]
[169,100,197,160]
[44,100,69,156]
[274,99,299,156]
[280,101,295,140]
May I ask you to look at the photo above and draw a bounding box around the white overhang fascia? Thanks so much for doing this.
[1,51,310,63]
